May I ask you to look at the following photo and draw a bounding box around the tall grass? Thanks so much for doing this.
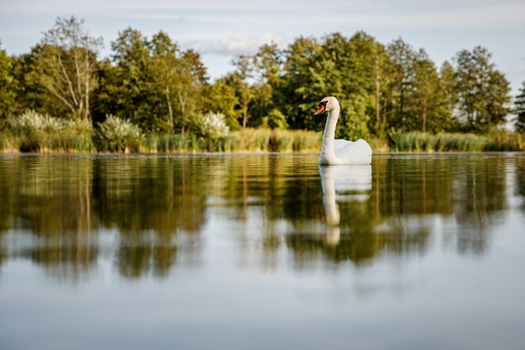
[484,132,525,151]
[0,131,21,152]
[218,129,321,152]
[388,130,525,152]
[2,111,523,153]
[5,110,94,152]
[147,129,321,153]
[153,133,207,152]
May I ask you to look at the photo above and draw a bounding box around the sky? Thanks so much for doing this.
[1,0,524,94]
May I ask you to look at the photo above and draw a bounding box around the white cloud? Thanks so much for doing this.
[2,0,525,29]
[187,34,286,55]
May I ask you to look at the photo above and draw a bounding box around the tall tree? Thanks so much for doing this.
[11,47,67,117]
[148,31,180,132]
[278,32,384,138]
[108,28,152,129]
[230,55,254,128]
[278,36,321,129]
[175,49,207,133]
[249,43,284,127]
[515,81,525,132]
[311,32,384,138]
[32,16,102,120]
[372,42,392,138]
[386,38,417,130]
[203,78,240,129]
[0,41,16,120]
[412,50,451,132]
[454,46,511,132]
[439,60,459,130]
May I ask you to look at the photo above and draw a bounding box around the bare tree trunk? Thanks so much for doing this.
[57,52,79,110]
[84,53,90,121]
[178,90,186,135]
[166,86,173,132]
[74,49,82,118]
[375,52,382,136]
[422,99,427,133]
[376,67,383,136]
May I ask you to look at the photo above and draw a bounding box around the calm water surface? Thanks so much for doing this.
[1,153,524,350]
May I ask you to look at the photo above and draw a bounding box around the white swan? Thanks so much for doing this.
[314,96,372,165]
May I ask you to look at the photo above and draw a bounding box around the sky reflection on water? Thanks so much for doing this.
[1,153,525,350]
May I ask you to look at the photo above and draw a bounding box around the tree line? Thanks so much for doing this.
[0,16,524,139]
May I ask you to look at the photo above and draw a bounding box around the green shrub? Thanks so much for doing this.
[262,109,289,129]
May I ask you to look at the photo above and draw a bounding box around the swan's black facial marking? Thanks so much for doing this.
[314,100,328,116]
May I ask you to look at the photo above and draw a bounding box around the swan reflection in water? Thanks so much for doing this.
[319,165,372,245]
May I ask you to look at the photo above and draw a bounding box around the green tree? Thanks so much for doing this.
[203,78,240,130]
[515,81,525,132]
[386,38,418,130]
[277,36,321,129]
[249,43,284,127]
[174,49,207,133]
[99,29,207,133]
[310,32,383,138]
[0,41,16,121]
[108,28,152,130]
[11,46,70,117]
[454,46,511,132]
[30,16,102,120]
[372,42,393,138]
[91,58,118,124]
[148,31,180,132]
[228,55,255,128]
[412,50,451,132]
[439,60,459,130]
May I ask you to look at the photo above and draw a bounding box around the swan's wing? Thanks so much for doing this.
[334,139,372,164]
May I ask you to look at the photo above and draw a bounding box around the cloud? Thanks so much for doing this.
[187,34,286,56]
[3,0,525,29]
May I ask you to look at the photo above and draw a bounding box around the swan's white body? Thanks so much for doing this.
[317,97,372,165]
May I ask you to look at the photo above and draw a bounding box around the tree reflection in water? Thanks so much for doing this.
[0,154,520,281]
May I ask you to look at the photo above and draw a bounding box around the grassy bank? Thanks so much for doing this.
[141,129,322,153]
[388,131,525,152]
[1,112,524,153]
[0,112,322,153]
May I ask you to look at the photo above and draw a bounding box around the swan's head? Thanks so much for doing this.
[314,96,339,116]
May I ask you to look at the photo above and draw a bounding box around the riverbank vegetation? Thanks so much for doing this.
[1,16,524,153]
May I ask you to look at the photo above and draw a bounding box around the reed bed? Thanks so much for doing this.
[3,111,95,153]
[1,111,524,153]
[145,129,321,153]
[388,131,525,152]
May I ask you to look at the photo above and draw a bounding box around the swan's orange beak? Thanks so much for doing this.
[313,103,326,116]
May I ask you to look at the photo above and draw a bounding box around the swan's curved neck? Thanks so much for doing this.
[319,105,340,165]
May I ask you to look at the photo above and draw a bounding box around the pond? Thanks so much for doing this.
[0,153,524,350]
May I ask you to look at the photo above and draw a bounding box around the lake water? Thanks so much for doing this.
[0,153,524,350]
